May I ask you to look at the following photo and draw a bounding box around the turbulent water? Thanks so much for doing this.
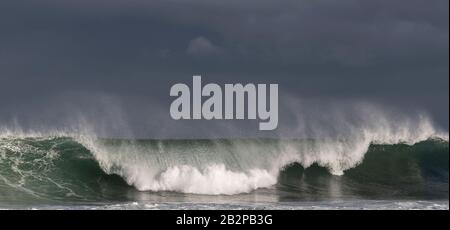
[0,130,448,209]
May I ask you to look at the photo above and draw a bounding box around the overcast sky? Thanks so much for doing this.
[0,0,448,138]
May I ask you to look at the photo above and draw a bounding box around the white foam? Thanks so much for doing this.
[136,164,276,195]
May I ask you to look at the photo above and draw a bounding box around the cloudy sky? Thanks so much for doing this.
[0,0,448,138]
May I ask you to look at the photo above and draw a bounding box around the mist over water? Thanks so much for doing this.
[1,92,448,138]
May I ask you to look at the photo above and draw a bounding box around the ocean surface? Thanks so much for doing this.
[0,134,448,210]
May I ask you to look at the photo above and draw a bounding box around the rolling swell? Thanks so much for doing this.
[0,136,448,203]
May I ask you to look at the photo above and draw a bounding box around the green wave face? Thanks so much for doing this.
[0,137,132,204]
[278,141,449,200]
[0,137,448,204]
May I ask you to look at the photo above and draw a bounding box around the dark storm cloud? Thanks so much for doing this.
[0,0,448,136]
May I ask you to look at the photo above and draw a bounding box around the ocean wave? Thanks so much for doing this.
[0,132,448,200]
[0,109,448,199]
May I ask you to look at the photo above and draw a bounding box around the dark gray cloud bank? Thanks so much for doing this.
[0,0,448,138]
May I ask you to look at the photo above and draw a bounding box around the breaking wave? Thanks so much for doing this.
[0,116,447,201]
